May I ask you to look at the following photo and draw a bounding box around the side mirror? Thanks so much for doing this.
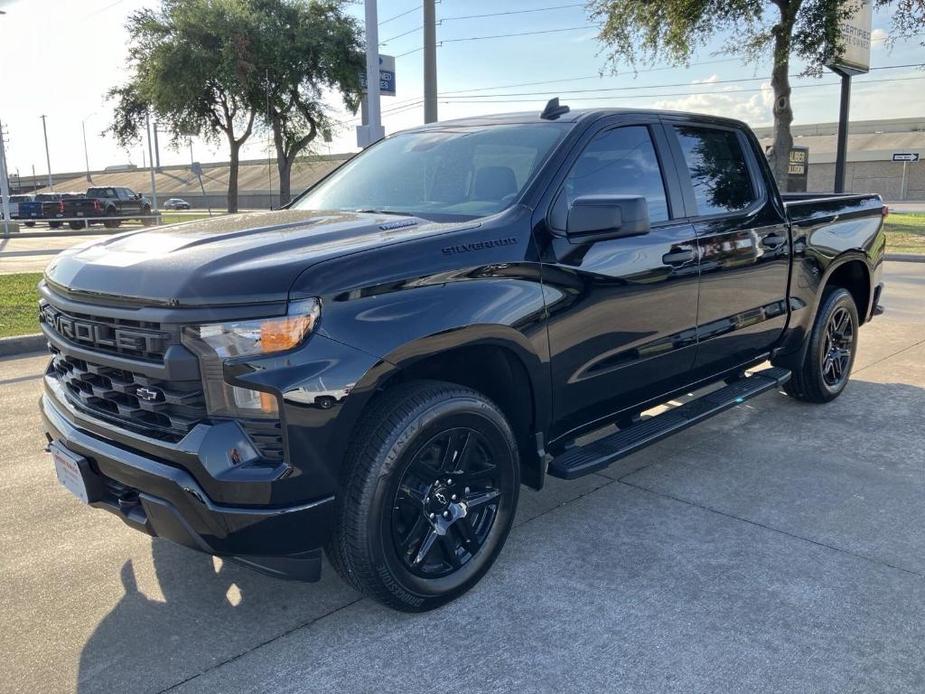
[565,195,650,242]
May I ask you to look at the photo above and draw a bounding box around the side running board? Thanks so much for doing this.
[547,367,791,480]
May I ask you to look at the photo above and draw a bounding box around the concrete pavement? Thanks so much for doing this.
[2,262,923,693]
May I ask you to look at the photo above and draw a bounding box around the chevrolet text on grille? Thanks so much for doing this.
[40,305,165,354]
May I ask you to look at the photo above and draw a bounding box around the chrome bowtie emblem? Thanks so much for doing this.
[136,386,163,402]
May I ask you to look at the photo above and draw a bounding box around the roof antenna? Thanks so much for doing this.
[540,97,570,120]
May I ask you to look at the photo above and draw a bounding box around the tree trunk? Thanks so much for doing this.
[278,156,292,207]
[228,139,240,213]
[768,4,798,190]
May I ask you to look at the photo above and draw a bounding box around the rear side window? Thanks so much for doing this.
[674,126,756,216]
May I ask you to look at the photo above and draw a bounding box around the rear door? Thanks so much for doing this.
[663,119,791,376]
[538,117,700,439]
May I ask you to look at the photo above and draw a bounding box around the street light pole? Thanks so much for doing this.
[40,114,53,191]
[0,119,11,235]
[81,119,92,183]
[423,0,438,123]
[145,112,158,213]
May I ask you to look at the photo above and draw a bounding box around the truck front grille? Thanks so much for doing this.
[49,349,205,442]
[39,303,169,362]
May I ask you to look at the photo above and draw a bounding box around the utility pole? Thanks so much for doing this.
[357,0,384,148]
[145,112,158,214]
[0,120,11,234]
[40,114,53,191]
[81,120,92,183]
[423,0,438,123]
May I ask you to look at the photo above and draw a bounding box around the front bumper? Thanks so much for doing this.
[41,390,334,581]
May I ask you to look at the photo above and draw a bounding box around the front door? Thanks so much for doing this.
[663,121,791,375]
[538,121,700,440]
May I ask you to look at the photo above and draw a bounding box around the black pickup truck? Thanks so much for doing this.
[61,186,154,229]
[39,104,885,611]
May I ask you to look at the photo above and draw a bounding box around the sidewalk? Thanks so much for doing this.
[0,234,106,274]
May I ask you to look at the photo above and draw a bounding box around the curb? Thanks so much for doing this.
[0,334,47,358]
[885,253,925,263]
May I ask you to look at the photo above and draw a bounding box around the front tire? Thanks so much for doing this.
[784,287,859,403]
[103,209,121,229]
[326,381,520,612]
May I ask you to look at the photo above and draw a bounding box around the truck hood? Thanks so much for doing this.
[45,209,461,307]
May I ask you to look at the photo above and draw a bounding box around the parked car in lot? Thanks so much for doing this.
[19,193,68,228]
[1,193,34,219]
[39,103,886,612]
[163,198,191,210]
[62,186,153,229]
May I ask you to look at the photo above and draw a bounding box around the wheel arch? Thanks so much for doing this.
[350,330,549,490]
[821,254,872,325]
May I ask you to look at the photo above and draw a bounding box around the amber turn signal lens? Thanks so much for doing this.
[260,313,316,353]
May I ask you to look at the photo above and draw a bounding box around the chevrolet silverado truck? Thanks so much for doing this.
[62,186,154,229]
[39,102,886,612]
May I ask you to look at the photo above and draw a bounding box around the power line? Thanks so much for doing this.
[396,46,424,58]
[439,4,585,22]
[441,58,746,95]
[439,64,925,100]
[380,5,418,26]
[380,25,423,46]
[440,25,592,44]
[438,74,925,104]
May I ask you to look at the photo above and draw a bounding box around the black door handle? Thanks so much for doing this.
[762,234,788,249]
[662,248,695,266]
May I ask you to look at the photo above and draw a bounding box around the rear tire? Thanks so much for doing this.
[326,381,520,612]
[48,221,61,229]
[784,287,859,403]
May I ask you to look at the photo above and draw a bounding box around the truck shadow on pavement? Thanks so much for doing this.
[76,539,359,693]
[74,378,925,693]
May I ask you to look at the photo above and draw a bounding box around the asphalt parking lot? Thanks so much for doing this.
[3,261,924,694]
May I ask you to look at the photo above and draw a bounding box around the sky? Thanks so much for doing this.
[0,0,923,180]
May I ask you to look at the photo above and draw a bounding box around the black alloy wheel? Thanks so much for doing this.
[783,287,859,403]
[821,306,854,388]
[327,381,519,612]
[391,428,502,579]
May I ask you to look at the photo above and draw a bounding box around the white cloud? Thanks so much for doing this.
[871,27,889,44]
[651,81,774,126]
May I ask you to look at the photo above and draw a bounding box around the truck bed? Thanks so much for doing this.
[782,192,884,227]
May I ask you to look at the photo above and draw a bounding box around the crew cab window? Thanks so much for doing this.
[294,124,567,220]
[550,126,669,230]
[674,126,757,216]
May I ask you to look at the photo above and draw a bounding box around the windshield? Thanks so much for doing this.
[294,124,567,219]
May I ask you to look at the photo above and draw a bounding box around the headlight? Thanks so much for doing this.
[181,298,321,418]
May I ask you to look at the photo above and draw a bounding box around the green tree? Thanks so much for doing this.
[107,0,262,213]
[250,0,363,206]
[588,1,925,188]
